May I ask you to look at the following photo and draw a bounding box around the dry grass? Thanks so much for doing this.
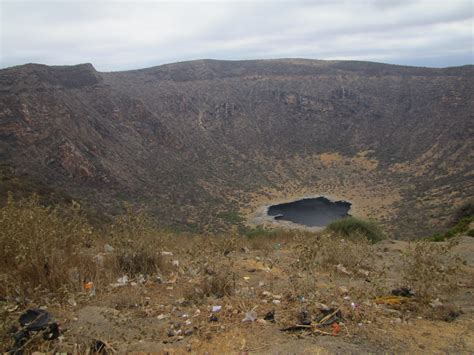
[108,208,172,277]
[0,194,96,299]
[294,232,374,274]
[401,239,464,302]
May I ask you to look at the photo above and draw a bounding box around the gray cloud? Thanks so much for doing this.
[1,0,472,71]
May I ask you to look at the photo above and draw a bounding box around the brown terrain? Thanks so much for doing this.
[0,59,473,353]
[0,59,473,237]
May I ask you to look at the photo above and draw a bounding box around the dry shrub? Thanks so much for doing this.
[200,271,236,298]
[402,240,463,301]
[108,206,170,277]
[294,232,373,273]
[0,194,95,299]
[183,235,237,301]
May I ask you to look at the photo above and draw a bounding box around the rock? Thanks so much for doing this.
[336,264,351,275]
[339,286,349,294]
[316,303,331,311]
[429,298,443,308]
[67,298,77,307]
[104,244,114,252]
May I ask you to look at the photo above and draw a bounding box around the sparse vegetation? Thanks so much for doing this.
[217,211,244,224]
[0,195,472,353]
[428,202,474,241]
[326,217,385,243]
[0,194,95,299]
[402,240,464,301]
[295,232,373,273]
[108,206,169,277]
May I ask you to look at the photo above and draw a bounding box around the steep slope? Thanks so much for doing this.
[1,59,473,237]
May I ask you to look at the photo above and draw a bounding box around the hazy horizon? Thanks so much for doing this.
[1,0,473,71]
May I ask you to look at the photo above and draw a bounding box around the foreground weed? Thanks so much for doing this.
[402,240,463,302]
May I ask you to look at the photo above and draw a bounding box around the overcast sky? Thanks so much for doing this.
[1,0,472,71]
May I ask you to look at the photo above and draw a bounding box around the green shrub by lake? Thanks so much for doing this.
[326,217,385,243]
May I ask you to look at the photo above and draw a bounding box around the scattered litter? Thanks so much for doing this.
[117,275,129,285]
[315,308,342,327]
[193,309,201,317]
[264,310,275,322]
[157,314,169,320]
[209,314,219,322]
[172,260,180,267]
[243,276,250,281]
[242,310,257,323]
[104,244,114,252]
[91,339,116,353]
[262,291,272,297]
[211,306,222,313]
[442,309,461,322]
[331,323,341,335]
[375,295,409,305]
[272,300,281,305]
[161,251,173,256]
[297,310,312,325]
[10,309,60,353]
[281,307,343,336]
[258,281,266,287]
[391,287,415,297]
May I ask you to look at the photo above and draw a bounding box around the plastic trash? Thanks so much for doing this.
[242,310,257,322]
[264,310,275,322]
[117,275,129,284]
[298,310,312,325]
[10,309,60,353]
[391,287,415,297]
[211,305,222,313]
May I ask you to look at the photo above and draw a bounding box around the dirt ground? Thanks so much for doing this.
[2,235,473,354]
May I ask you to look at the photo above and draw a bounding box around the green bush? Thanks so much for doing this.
[217,211,244,224]
[326,217,385,243]
[450,202,474,227]
[429,216,474,241]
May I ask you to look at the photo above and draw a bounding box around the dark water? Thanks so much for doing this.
[267,197,351,227]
